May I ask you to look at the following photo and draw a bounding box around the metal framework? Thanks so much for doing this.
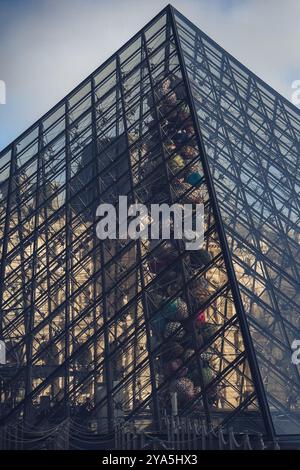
[0,5,300,446]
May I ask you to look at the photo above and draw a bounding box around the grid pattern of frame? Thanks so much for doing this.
[0,5,299,440]
[174,8,300,435]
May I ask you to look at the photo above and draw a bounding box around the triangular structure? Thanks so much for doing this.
[0,5,300,446]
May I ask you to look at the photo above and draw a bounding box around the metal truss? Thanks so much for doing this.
[0,5,299,447]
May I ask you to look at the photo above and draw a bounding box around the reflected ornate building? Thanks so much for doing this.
[0,4,300,447]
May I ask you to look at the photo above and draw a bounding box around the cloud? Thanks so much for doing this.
[0,0,299,151]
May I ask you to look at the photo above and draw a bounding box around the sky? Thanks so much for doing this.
[0,0,300,152]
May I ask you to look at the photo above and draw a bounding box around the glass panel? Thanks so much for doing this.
[69,80,91,109]
[16,125,39,157]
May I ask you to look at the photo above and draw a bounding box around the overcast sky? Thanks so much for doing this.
[0,0,300,151]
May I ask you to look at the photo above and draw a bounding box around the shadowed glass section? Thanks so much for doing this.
[174,8,300,435]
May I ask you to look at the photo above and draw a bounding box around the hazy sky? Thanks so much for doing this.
[0,0,300,151]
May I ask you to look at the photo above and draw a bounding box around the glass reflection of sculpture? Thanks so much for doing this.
[142,75,216,411]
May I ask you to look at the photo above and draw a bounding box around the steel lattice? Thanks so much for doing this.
[0,5,299,444]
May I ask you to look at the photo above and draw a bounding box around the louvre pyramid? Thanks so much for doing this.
[0,5,300,442]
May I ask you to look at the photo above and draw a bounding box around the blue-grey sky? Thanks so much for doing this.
[0,0,299,151]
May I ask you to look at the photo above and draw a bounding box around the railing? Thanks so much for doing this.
[115,416,280,450]
[0,416,281,450]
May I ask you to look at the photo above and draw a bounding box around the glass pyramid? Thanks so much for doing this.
[0,5,299,441]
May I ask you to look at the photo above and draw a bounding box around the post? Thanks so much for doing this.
[171,392,178,417]
[96,382,108,433]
